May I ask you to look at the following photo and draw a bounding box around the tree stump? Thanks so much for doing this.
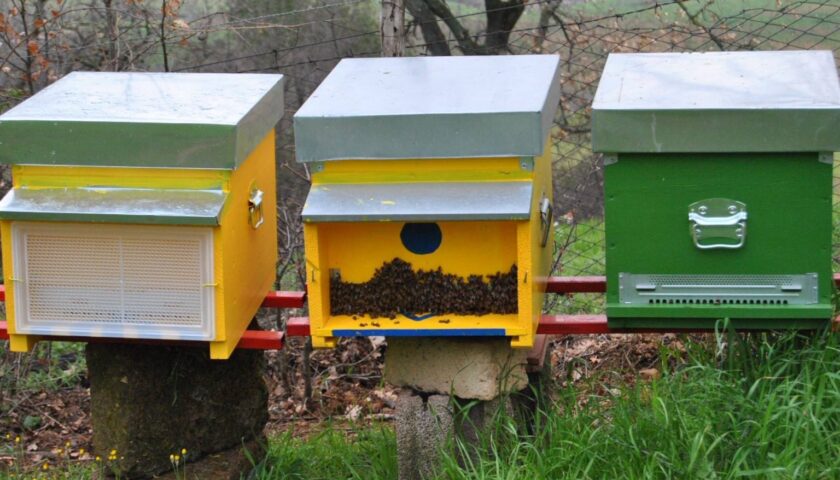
[86,343,268,479]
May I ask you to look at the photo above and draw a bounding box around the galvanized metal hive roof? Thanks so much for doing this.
[0,72,285,169]
[592,51,840,153]
[294,55,563,161]
[302,181,533,222]
[0,188,227,225]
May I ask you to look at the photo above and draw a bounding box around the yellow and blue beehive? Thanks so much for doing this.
[294,55,561,349]
[0,72,284,359]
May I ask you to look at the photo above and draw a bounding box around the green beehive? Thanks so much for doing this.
[592,51,840,329]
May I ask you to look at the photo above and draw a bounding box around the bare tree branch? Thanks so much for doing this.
[406,0,527,55]
[422,0,482,54]
[160,0,170,71]
[405,0,450,55]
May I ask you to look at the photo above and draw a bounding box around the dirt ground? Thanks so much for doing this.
[0,331,697,472]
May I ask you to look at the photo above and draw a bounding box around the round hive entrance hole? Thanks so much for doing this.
[400,223,442,255]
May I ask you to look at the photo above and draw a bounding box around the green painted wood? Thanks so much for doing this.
[605,152,833,327]
[607,317,830,330]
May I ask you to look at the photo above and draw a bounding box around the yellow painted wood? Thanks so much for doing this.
[305,142,554,349]
[513,221,534,348]
[512,142,554,348]
[303,223,336,348]
[312,157,531,184]
[4,133,277,360]
[9,334,39,352]
[320,221,517,282]
[306,220,525,343]
[308,221,520,344]
[13,165,230,190]
[210,131,278,359]
[0,219,35,352]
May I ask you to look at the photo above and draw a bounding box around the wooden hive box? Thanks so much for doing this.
[593,51,840,330]
[0,72,284,359]
[294,55,562,348]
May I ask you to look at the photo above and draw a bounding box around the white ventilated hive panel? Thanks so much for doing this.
[11,222,215,340]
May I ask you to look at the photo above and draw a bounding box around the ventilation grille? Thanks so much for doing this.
[12,222,215,340]
[619,273,818,306]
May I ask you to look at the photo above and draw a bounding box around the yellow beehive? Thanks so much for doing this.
[0,72,284,359]
[294,56,562,348]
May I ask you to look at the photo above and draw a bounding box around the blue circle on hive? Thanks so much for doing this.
[400,223,442,255]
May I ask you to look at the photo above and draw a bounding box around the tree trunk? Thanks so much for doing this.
[406,0,451,55]
[380,0,406,57]
[103,0,119,70]
[484,0,526,54]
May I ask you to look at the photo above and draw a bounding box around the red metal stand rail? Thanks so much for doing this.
[2,274,839,349]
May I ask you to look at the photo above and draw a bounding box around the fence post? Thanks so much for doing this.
[380,0,405,57]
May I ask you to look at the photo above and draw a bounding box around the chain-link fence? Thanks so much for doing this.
[395,0,840,315]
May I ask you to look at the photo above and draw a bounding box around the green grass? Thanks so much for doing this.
[566,0,803,19]
[251,426,397,480]
[3,331,839,479]
[554,218,605,277]
[252,330,840,480]
[444,332,840,479]
[0,341,87,396]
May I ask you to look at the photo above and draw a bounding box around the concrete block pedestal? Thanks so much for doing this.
[386,336,551,480]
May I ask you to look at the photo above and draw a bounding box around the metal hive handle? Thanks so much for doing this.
[688,198,747,250]
[248,186,264,229]
[539,195,553,247]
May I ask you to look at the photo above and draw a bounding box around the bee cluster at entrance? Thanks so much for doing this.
[329,258,518,319]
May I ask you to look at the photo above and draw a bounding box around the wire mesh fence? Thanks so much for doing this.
[1,0,840,316]
[393,0,840,315]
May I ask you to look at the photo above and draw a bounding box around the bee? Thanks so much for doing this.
[329,258,520,318]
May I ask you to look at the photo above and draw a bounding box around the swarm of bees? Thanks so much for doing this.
[330,258,518,319]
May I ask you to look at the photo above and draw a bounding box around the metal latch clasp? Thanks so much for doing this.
[539,195,553,247]
[688,198,746,250]
[248,186,264,229]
